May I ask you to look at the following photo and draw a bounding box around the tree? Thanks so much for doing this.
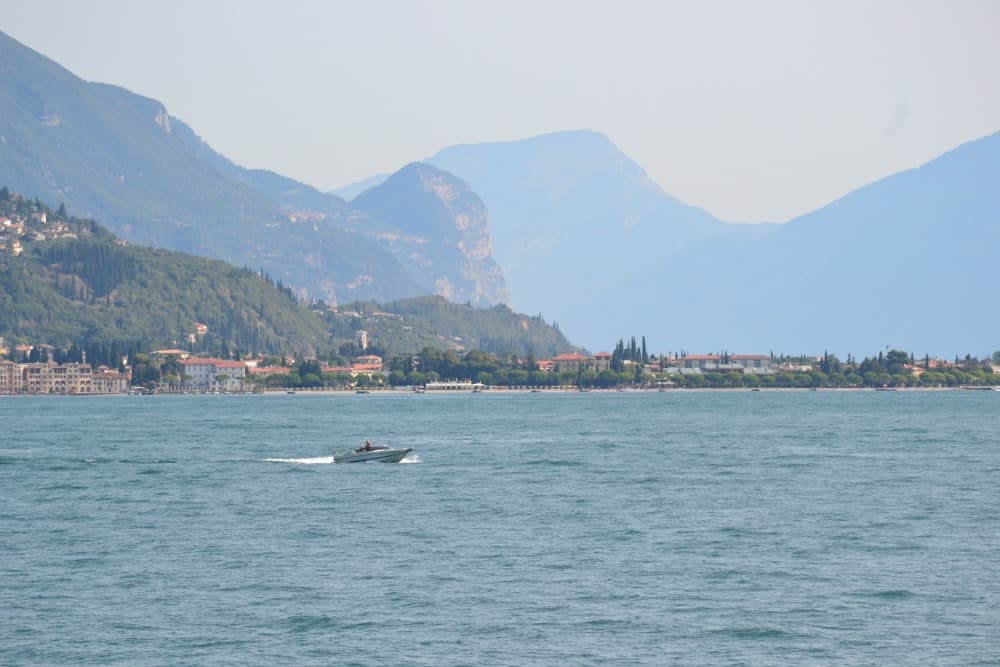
[685,373,706,388]
[886,349,909,375]
[301,373,322,388]
[131,354,162,386]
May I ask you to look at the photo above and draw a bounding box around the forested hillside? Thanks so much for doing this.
[323,295,575,358]
[1,190,573,360]
[0,190,330,355]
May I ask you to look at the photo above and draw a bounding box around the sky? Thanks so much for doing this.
[3,0,999,222]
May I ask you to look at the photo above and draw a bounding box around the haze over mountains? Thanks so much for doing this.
[426,130,774,321]
[2,29,998,356]
[0,30,504,308]
[583,130,1000,356]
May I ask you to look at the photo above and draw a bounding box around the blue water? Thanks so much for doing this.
[1,391,998,665]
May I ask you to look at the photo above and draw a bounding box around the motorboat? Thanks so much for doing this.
[333,442,412,463]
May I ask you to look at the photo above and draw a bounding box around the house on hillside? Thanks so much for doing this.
[152,348,190,360]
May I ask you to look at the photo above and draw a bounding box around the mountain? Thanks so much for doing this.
[0,192,330,355]
[324,296,574,358]
[350,163,509,306]
[331,173,389,201]
[0,31,505,308]
[2,189,564,360]
[583,130,1000,356]
[426,129,774,322]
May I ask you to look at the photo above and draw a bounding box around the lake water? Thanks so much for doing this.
[1,391,998,665]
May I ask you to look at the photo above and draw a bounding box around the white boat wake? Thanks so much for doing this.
[261,456,335,465]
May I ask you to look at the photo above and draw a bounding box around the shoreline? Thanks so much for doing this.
[264,385,993,395]
[1,386,995,398]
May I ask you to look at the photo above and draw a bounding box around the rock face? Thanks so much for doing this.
[350,163,509,306]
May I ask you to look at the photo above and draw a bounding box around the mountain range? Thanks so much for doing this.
[426,130,775,322]
[418,129,997,356]
[0,30,505,308]
[3,29,998,356]
[582,129,1000,357]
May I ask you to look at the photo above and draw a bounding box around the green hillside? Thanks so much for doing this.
[0,190,330,356]
[323,295,576,358]
[1,190,572,359]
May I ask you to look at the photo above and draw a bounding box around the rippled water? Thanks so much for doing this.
[2,391,998,665]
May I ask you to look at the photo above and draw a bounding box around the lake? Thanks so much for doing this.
[1,390,998,665]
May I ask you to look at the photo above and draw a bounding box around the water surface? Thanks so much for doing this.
[2,391,998,665]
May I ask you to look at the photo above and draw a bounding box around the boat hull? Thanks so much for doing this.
[333,448,412,464]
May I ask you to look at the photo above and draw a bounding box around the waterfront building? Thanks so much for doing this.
[177,358,247,391]
[0,360,23,393]
[91,366,129,394]
[21,362,92,394]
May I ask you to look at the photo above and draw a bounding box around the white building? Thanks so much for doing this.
[177,358,247,391]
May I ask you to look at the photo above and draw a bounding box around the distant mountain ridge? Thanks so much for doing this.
[581,129,1000,355]
[425,129,774,320]
[0,30,506,308]
[332,173,390,201]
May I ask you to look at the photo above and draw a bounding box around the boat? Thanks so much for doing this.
[333,442,412,464]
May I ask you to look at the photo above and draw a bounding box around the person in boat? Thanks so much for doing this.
[364,440,372,451]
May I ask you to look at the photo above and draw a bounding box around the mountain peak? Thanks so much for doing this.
[424,130,732,319]
[350,162,509,306]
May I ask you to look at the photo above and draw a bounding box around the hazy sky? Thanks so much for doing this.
[3,0,999,222]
